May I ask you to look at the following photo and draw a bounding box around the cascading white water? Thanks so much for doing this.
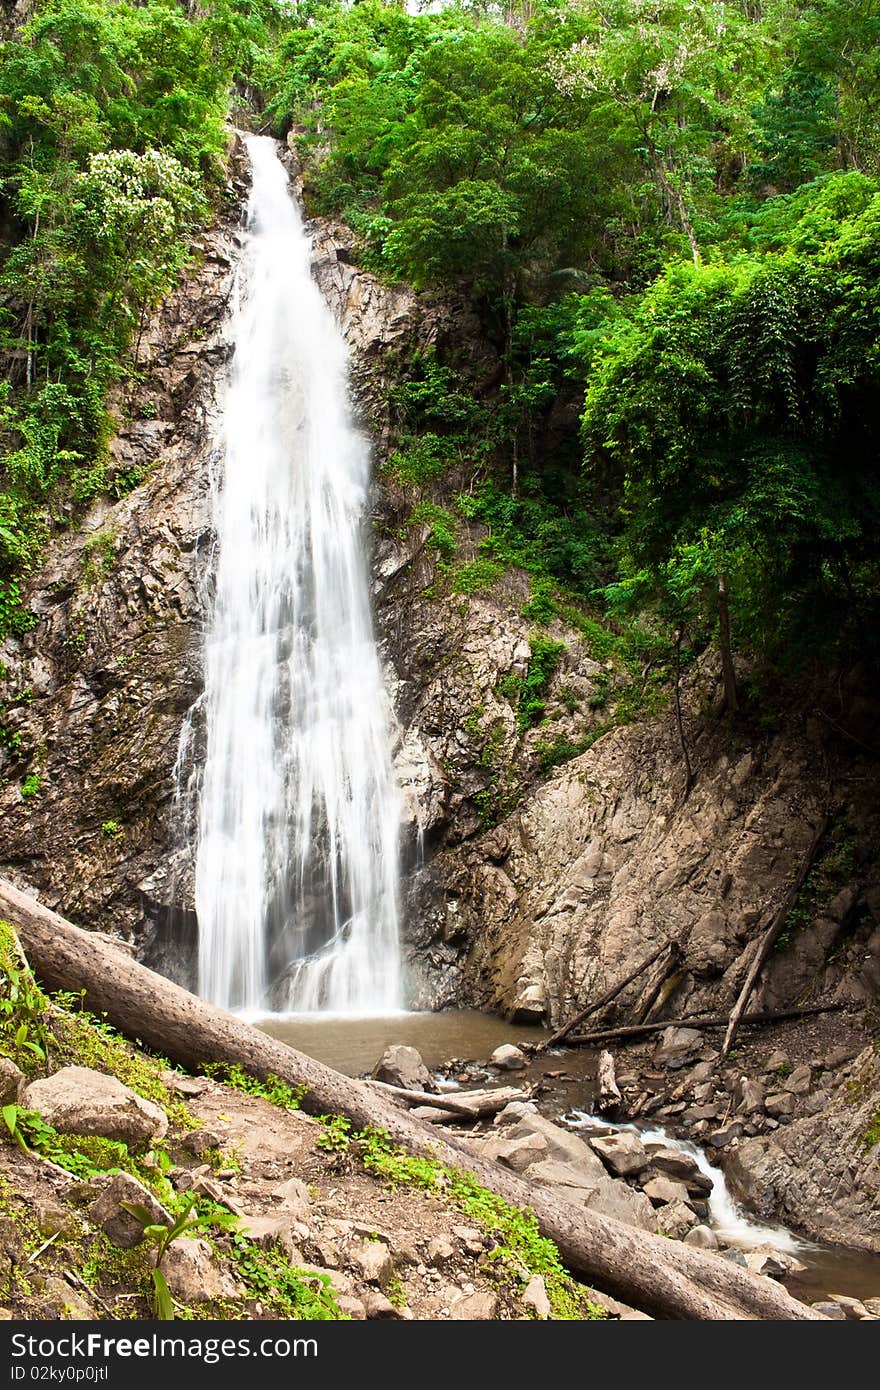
[193,135,403,1016]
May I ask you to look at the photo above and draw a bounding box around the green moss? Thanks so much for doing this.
[226,1234,344,1319]
[200,1062,305,1111]
[862,1110,880,1149]
[447,558,504,595]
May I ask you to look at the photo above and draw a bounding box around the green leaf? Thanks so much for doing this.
[151,1267,175,1321]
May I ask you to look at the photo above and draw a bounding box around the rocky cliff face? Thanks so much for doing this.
[1,141,878,1045]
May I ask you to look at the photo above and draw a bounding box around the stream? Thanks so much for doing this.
[261,1009,880,1307]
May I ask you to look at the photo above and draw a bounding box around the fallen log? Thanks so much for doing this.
[721,817,830,1057]
[596,1051,621,1114]
[0,877,822,1321]
[567,1002,845,1047]
[541,940,674,1051]
[369,1081,525,1120]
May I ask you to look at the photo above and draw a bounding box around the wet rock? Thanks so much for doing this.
[159,1237,242,1303]
[652,1027,704,1070]
[764,1091,796,1119]
[641,1175,690,1206]
[683,1225,718,1250]
[522,1273,551,1320]
[490,1044,527,1072]
[0,1057,25,1106]
[745,1249,792,1280]
[88,1173,171,1249]
[347,1238,394,1286]
[810,1301,846,1319]
[25,1066,167,1146]
[449,1290,499,1320]
[372,1045,432,1092]
[588,1132,649,1177]
[656,1200,699,1240]
[828,1294,869,1320]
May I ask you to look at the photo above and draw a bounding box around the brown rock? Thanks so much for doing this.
[25,1066,167,1146]
[88,1173,171,1249]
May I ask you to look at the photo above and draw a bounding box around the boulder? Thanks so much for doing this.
[828,1294,869,1320]
[493,1100,539,1126]
[764,1091,796,1119]
[684,1224,718,1251]
[764,1050,789,1071]
[372,1045,432,1092]
[801,1090,828,1117]
[589,1131,650,1178]
[488,1131,549,1173]
[641,1175,690,1206]
[653,1027,704,1069]
[490,1044,527,1072]
[0,1057,26,1106]
[426,1236,455,1266]
[347,1238,394,1286]
[787,1065,813,1096]
[522,1274,551,1320]
[745,1249,792,1280]
[88,1173,171,1249]
[656,1200,699,1240]
[502,1114,608,1179]
[336,1294,367,1319]
[720,1248,748,1268]
[159,1237,242,1303]
[270,1176,312,1221]
[449,1290,499,1320]
[235,1214,302,1261]
[810,1301,846,1320]
[644,1147,702,1183]
[736,1078,765,1114]
[25,1066,167,1146]
[708,1122,744,1148]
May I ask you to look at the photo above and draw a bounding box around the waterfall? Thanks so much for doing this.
[192,135,403,1016]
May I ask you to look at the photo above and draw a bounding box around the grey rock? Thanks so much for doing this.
[493,1100,539,1126]
[159,1237,242,1303]
[490,1131,549,1173]
[828,1294,868,1319]
[682,1104,720,1125]
[787,1065,813,1095]
[522,1274,551,1319]
[336,1294,367,1319]
[641,1175,690,1206]
[720,1248,748,1268]
[449,1290,499,1320]
[683,1224,718,1250]
[736,1078,765,1114]
[656,1200,699,1240]
[588,1131,650,1177]
[764,1091,796,1119]
[745,1250,791,1280]
[347,1238,394,1286]
[708,1122,744,1148]
[645,1148,702,1183]
[764,1051,790,1072]
[426,1236,456,1266]
[362,1289,407,1319]
[89,1174,171,1249]
[801,1090,829,1117]
[372,1045,432,1092]
[25,1066,167,1146]
[490,1043,528,1071]
[236,1214,302,1261]
[0,1057,26,1106]
[653,1027,705,1069]
[810,1301,846,1320]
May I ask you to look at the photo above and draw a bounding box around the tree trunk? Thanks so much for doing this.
[673,625,694,801]
[596,1051,622,1114]
[0,878,822,1321]
[717,571,738,713]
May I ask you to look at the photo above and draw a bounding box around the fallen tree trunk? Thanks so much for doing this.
[596,1051,621,1114]
[0,877,821,1321]
[567,1002,845,1047]
[369,1081,525,1120]
[721,816,830,1057]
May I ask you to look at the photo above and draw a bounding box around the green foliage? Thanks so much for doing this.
[502,635,566,731]
[19,773,40,798]
[101,818,123,839]
[776,822,856,952]
[226,1232,343,1319]
[200,1062,305,1112]
[448,559,504,595]
[407,501,457,561]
